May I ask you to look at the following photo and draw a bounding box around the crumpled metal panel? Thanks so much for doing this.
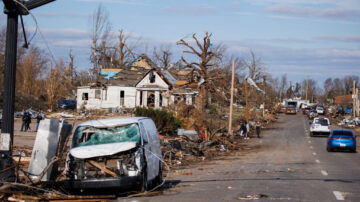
[28,118,72,181]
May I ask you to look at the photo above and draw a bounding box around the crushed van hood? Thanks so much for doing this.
[70,142,137,159]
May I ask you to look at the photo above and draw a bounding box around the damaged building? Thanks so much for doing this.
[76,55,198,110]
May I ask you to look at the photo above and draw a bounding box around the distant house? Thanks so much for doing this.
[77,54,198,110]
[334,94,353,106]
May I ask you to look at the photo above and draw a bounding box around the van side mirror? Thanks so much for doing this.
[309,121,312,124]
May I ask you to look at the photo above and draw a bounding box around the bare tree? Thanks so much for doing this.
[45,61,67,111]
[177,32,224,112]
[302,78,318,103]
[16,47,47,97]
[152,45,172,69]
[279,74,288,101]
[89,4,111,80]
[242,50,264,82]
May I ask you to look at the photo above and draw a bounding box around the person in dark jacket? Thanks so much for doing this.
[25,112,31,132]
[239,121,247,137]
[20,110,26,132]
[36,113,43,132]
[255,122,261,138]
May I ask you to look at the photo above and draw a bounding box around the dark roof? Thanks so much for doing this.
[98,54,172,87]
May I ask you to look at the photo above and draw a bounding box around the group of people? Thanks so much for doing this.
[238,120,261,139]
[20,110,43,132]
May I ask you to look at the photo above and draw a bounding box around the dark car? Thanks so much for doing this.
[57,99,77,110]
[327,130,356,152]
[336,106,344,115]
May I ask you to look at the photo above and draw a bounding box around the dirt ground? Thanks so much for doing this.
[13,119,38,148]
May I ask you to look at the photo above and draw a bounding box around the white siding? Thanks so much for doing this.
[77,86,137,110]
[136,71,169,89]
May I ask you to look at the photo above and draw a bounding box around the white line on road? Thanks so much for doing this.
[308,140,312,143]
[316,159,320,163]
[333,191,345,200]
[312,152,317,156]
[321,170,328,176]
[310,146,313,149]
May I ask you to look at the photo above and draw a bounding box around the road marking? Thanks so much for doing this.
[333,191,345,200]
[308,140,312,143]
[321,170,328,176]
[312,152,316,156]
[310,146,313,149]
[316,159,320,163]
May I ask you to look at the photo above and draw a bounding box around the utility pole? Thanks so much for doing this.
[263,75,266,117]
[305,78,309,104]
[245,78,249,123]
[228,60,235,135]
[0,0,56,182]
[353,80,356,119]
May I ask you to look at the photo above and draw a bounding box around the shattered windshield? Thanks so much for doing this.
[72,123,141,148]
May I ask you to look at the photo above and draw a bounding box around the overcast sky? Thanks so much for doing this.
[1,0,359,85]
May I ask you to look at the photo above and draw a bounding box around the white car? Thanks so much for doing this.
[310,118,330,136]
[316,107,325,115]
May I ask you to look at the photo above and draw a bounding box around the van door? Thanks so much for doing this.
[140,119,161,181]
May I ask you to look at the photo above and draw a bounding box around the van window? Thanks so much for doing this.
[72,123,140,148]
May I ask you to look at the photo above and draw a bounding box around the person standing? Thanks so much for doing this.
[239,121,247,137]
[25,112,31,132]
[36,113,43,132]
[255,122,261,138]
[20,110,26,132]
[245,121,250,139]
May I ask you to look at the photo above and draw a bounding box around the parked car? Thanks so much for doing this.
[316,106,325,115]
[310,118,330,136]
[307,110,318,120]
[327,130,356,152]
[344,106,352,115]
[63,117,163,192]
[336,106,344,115]
[303,107,311,115]
[57,99,77,110]
[14,111,23,118]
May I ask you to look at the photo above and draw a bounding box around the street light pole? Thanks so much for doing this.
[0,0,56,182]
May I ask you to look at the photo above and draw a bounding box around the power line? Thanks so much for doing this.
[13,0,57,64]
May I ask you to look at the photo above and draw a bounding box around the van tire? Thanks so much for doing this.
[155,162,163,186]
[140,170,148,192]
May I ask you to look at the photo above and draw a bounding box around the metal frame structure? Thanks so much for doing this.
[0,0,55,182]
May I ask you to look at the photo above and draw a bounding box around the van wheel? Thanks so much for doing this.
[156,162,163,186]
[140,170,148,192]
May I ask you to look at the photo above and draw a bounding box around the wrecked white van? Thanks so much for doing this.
[63,117,162,192]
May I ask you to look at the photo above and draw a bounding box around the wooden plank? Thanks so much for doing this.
[87,160,118,177]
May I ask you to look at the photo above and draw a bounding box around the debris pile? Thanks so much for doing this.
[160,133,248,168]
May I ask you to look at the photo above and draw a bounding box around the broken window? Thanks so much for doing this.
[120,90,125,106]
[149,71,155,83]
[95,89,101,99]
[72,123,141,148]
[82,93,88,100]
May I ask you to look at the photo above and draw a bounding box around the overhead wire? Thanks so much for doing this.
[12,0,57,64]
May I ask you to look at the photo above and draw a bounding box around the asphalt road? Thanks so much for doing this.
[119,114,360,201]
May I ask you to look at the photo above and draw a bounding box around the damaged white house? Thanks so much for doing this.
[76,55,198,110]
